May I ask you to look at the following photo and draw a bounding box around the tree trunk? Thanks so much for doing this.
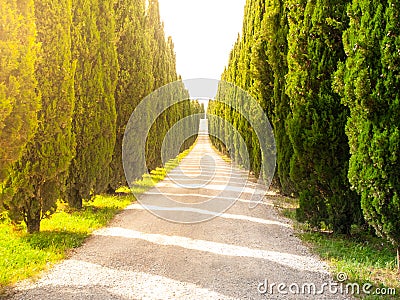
[397,246,400,275]
[69,187,83,209]
[26,209,41,234]
[106,184,116,195]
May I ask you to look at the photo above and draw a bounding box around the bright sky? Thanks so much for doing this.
[158,0,246,81]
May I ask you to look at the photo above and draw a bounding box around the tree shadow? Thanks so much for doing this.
[22,230,88,252]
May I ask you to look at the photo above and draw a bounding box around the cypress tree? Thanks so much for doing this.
[237,0,265,176]
[0,0,40,183]
[94,0,119,192]
[3,0,75,233]
[209,0,294,193]
[260,0,295,195]
[335,0,400,267]
[117,0,199,182]
[249,0,275,121]
[145,0,187,172]
[211,0,269,178]
[147,0,168,90]
[286,0,361,233]
[68,0,118,208]
[108,0,153,192]
[144,0,162,171]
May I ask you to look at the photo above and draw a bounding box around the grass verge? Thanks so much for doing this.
[0,142,196,293]
[273,196,399,299]
[0,195,133,291]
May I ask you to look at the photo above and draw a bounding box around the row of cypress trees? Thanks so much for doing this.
[0,0,202,233]
[208,0,399,257]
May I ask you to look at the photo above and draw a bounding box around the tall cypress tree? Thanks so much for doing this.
[94,0,119,193]
[68,0,118,208]
[144,0,162,171]
[336,0,400,267]
[259,0,295,195]
[286,0,361,233]
[0,0,40,183]
[3,0,75,233]
[147,0,167,90]
[115,0,199,182]
[145,0,182,171]
[108,0,153,192]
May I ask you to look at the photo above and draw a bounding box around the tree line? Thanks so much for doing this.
[0,0,203,233]
[208,0,399,260]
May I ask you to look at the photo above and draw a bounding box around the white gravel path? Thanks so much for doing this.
[9,122,352,299]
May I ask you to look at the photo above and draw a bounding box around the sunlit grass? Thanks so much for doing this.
[0,194,132,290]
[273,196,399,299]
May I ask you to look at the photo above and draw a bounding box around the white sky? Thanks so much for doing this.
[158,0,246,81]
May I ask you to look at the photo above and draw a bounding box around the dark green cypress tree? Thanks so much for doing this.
[250,0,275,121]
[108,0,153,192]
[68,0,118,208]
[335,0,400,267]
[259,0,295,195]
[3,0,75,233]
[0,0,40,183]
[286,0,361,233]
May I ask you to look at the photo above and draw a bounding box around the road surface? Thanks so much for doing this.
[10,119,348,299]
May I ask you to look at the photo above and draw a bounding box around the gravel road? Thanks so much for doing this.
[9,121,351,299]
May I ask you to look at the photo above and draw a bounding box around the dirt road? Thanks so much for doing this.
[10,120,348,299]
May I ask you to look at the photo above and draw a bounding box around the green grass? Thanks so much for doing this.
[301,232,399,299]
[0,143,196,293]
[274,196,399,299]
[0,194,133,290]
